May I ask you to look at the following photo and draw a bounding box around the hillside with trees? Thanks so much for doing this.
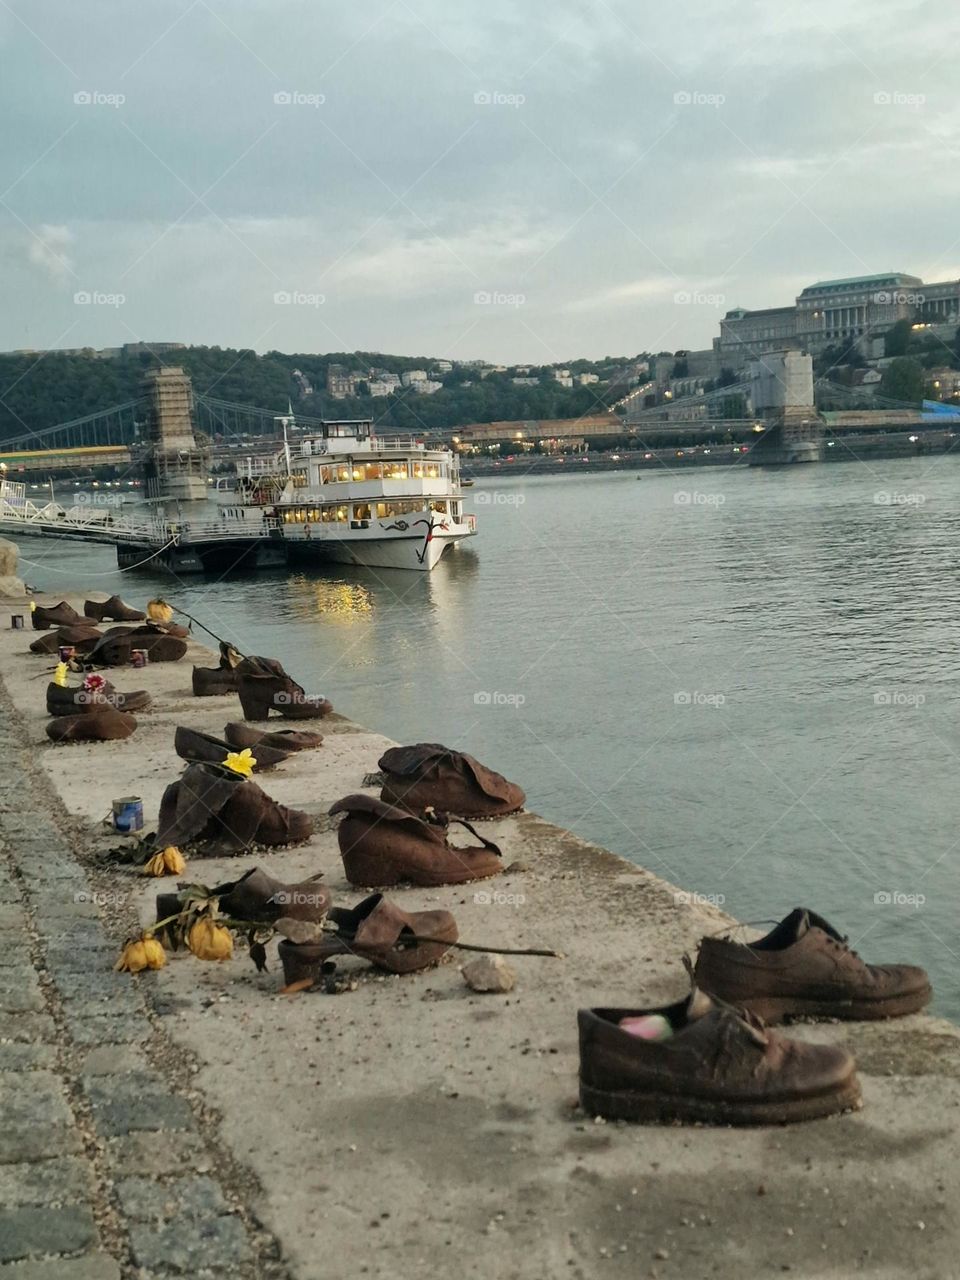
[0,346,643,443]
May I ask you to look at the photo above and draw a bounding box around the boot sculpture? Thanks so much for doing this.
[156,762,312,854]
[379,743,525,819]
[330,792,503,887]
[235,655,332,720]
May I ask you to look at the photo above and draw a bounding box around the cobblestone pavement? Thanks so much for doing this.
[0,686,293,1279]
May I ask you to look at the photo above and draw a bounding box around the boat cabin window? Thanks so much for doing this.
[353,503,372,520]
[430,500,447,514]
[383,462,409,480]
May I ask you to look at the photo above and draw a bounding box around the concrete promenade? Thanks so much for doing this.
[1,591,959,1279]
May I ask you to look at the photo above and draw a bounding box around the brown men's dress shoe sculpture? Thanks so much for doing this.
[192,641,243,695]
[156,866,330,931]
[379,743,525,819]
[173,726,292,770]
[30,625,103,656]
[83,595,146,622]
[278,892,458,984]
[89,627,187,666]
[330,793,502,887]
[46,706,137,743]
[47,678,151,716]
[31,601,83,630]
[578,986,862,1126]
[693,907,932,1022]
[156,763,312,854]
[235,656,332,720]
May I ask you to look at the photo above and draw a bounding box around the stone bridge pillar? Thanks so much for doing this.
[748,350,823,465]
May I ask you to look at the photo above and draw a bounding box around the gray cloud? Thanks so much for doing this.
[2,0,959,360]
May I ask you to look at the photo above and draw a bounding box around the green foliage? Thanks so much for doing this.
[0,345,639,443]
[884,318,913,358]
[880,357,924,403]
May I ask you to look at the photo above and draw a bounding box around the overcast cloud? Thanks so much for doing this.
[2,0,959,362]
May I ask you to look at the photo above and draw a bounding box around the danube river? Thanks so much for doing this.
[21,458,960,1016]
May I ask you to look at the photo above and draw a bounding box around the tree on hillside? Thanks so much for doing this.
[880,357,924,403]
[884,319,914,359]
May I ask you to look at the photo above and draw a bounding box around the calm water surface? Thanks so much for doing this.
[23,458,960,1016]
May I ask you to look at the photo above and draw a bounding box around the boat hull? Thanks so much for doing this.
[285,530,465,572]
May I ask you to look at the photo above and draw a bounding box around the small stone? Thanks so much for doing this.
[462,955,517,993]
[654,1248,669,1260]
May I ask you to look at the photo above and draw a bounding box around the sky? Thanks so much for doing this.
[2,0,960,364]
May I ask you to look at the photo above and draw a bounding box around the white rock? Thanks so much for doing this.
[462,954,517,993]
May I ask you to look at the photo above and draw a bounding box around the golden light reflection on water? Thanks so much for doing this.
[304,580,374,621]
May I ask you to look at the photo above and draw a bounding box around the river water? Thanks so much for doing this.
[20,457,960,1017]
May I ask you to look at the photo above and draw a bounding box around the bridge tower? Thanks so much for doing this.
[747,350,823,465]
[140,367,209,502]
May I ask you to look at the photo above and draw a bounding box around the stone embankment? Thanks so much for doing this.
[1,587,959,1279]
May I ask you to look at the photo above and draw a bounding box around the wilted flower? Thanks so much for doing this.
[146,598,173,623]
[187,917,234,961]
[142,846,187,877]
[115,932,166,973]
[223,748,256,777]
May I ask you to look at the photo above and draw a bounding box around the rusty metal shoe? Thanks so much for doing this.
[46,678,151,716]
[192,666,240,696]
[30,625,103,655]
[224,722,323,752]
[83,595,146,622]
[278,892,458,984]
[46,706,137,742]
[155,866,330,933]
[31,601,83,630]
[156,762,313,854]
[89,628,187,666]
[173,725,292,770]
[694,908,932,1023]
[235,656,332,720]
[330,792,503,887]
[578,986,862,1126]
[378,743,525,819]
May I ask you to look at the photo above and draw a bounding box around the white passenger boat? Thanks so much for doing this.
[229,418,477,572]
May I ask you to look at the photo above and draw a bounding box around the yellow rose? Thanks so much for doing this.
[146,598,173,623]
[53,662,69,687]
[115,939,149,973]
[187,917,233,961]
[142,846,187,877]
[141,934,166,970]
